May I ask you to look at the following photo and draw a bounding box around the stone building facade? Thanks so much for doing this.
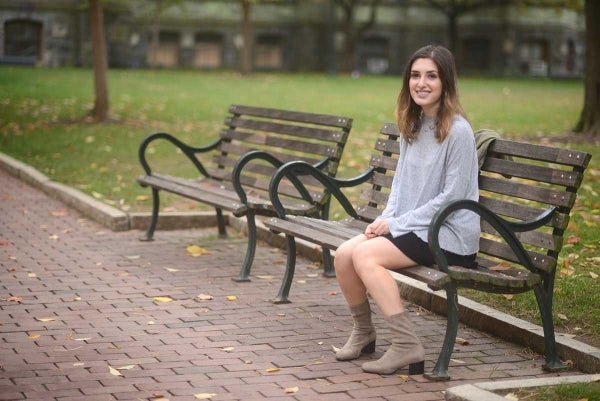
[0,0,585,77]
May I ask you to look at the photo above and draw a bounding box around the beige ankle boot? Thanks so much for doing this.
[335,300,376,361]
[361,311,424,375]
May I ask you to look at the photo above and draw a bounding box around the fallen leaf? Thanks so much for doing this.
[51,208,68,216]
[125,255,140,260]
[187,245,209,256]
[558,313,569,321]
[284,386,299,394]
[221,347,235,352]
[455,337,470,345]
[397,374,409,380]
[328,291,338,296]
[589,272,598,279]
[559,268,574,276]
[35,317,56,322]
[73,337,92,341]
[504,393,519,401]
[153,296,173,303]
[135,195,148,201]
[265,367,280,373]
[226,295,237,301]
[28,333,41,339]
[197,294,213,300]
[502,294,514,300]
[27,273,37,278]
[7,296,22,303]
[194,394,217,400]
[108,365,122,376]
[567,236,580,244]
[116,365,135,370]
[48,234,59,241]
[164,267,179,272]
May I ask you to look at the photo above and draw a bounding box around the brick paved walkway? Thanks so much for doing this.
[0,169,573,401]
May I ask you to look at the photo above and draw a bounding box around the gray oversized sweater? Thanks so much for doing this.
[378,115,480,256]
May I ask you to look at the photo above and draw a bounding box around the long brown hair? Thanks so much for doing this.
[395,45,467,142]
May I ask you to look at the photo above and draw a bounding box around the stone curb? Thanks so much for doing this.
[446,374,600,401]
[2,151,599,376]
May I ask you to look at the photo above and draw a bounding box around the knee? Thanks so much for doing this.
[351,243,376,274]
[333,241,354,274]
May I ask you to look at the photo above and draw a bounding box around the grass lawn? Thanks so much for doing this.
[1,67,598,351]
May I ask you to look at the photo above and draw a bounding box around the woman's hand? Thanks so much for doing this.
[365,219,390,238]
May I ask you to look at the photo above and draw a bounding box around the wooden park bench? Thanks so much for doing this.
[137,104,352,281]
[265,122,592,380]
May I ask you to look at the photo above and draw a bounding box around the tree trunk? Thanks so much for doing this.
[240,0,251,75]
[574,0,600,135]
[89,0,109,122]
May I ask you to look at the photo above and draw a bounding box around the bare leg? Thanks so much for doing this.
[351,236,417,316]
[334,234,369,307]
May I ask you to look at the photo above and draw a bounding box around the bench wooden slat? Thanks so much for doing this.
[138,174,246,214]
[229,104,352,128]
[482,157,584,187]
[479,175,576,208]
[220,128,341,157]
[224,116,348,143]
[488,140,591,167]
[479,196,569,230]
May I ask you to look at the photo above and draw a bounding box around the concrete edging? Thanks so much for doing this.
[2,151,599,375]
[446,374,600,401]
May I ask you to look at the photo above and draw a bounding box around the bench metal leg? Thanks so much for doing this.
[322,248,335,277]
[424,284,457,381]
[534,285,568,372]
[271,234,296,304]
[140,188,160,242]
[216,208,227,238]
[233,211,256,283]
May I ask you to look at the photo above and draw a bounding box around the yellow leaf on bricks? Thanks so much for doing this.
[28,333,41,339]
[187,245,209,256]
[226,295,237,301]
[108,365,122,376]
[265,367,280,373]
[194,394,217,400]
[284,386,299,393]
[35,317,56,322]
[153,296,173,303]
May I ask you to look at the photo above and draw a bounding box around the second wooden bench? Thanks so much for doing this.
[137,104,352,281]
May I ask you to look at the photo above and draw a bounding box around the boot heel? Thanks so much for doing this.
[408,360,424,375]
[362,340,376,354]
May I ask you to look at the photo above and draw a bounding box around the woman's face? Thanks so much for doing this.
[409,58,443,117]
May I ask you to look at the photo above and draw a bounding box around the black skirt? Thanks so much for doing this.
[382,232,477,269]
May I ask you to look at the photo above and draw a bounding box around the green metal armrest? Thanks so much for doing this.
[138,131,222,177]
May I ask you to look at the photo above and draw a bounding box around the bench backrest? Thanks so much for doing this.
[354,123,591,275]
[211,104,353,205]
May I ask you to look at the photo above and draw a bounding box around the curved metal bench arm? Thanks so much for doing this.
[138,132,222,177]
[427,199,556,274]
[269,160,375,219]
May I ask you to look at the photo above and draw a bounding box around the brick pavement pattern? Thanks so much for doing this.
[0,169,571,401]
